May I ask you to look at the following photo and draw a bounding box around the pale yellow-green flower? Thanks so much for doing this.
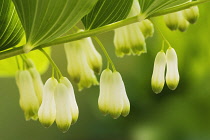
[164,12,180,30]
[38,78,58,127]
[139,19,154,38]
[64,40,98,90]
[82,36,102,74]
[151,51,166,94]
[178,11,189,32]
[166,48,179,90]
[28,67,44,105]
[16,70,40,120]
[98,69,130,119]
[183,6,199,24]
[114,23,146,57]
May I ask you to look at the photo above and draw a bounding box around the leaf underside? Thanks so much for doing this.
[12,0,98,48]
[0,0,24,51]
[139,0,190,17]
[82,0,133,30]
[0,48,50,77]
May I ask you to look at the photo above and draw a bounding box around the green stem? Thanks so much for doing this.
[39,48,62,79]
[156,27,171,48]
[93,36,116,71]
[15,56,20,70]
[0,15,143,60]
[161,41,165,51]
[0,0,209,60]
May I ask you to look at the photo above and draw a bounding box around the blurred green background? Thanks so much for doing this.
[1,3,210,140]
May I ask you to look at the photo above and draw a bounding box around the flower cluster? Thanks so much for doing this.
[15,57,79,132]
[164,5,199,32]
[114,0,154,57]
[16,59,43,120]
[14,0,191,133]
[151,48,180,94]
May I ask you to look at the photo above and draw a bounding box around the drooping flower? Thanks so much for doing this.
[139,19,154,38]
[54,77,78,133]
[177,12,190,32]
[59,77,79,124]
[16,70,40,120]
[98,69,130,119]
[151,51,166,94]
[114,23,146,57]
[166,48,179,90]
[28,67,44,104]
[183,6,199,24]
[64,38,99,90]
[164,12,180,31]
[38,78,58,127]
[82,36,102,74]
[164,5,199,31]
[114,0,151,57]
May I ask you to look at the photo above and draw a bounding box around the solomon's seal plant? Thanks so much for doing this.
[0,0,209,133]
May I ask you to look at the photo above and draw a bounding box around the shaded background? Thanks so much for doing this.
[1,3,210,140]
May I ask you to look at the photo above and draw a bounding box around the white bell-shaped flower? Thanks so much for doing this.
[151,51,166,94]
[54,77,78,133]
[98,69,130,119]
[38,78,58,127]
[16,70,40,120]
[64,40,98,90]
[60,77,79,124]
[166,48,179,90]
[54,83,72,133]
[183,6,199,24]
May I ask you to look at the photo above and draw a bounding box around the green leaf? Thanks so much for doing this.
[0,0,24,51]
[139,0,190,17]
[12,0,98,52]
[82,0,133,30]
[0,47,50,77]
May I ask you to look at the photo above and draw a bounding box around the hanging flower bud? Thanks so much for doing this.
[98,69,112,115]
[25,58,44,104]
[166,48,179,90]
[54,77,78,133]
[178,11,190,32]
[164,12,181,31]
[114,23,146,57]
[54,83,72,133]
[82,36,102,74]
[151,51,166,94]
[28,67,44,104]
[139,19,154,38]
[16,70,40,120]
[38,78,58,127]
[60,77,79,124]
[98,69,130,119]
[64,40,98,90]
[183,6,199,24]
